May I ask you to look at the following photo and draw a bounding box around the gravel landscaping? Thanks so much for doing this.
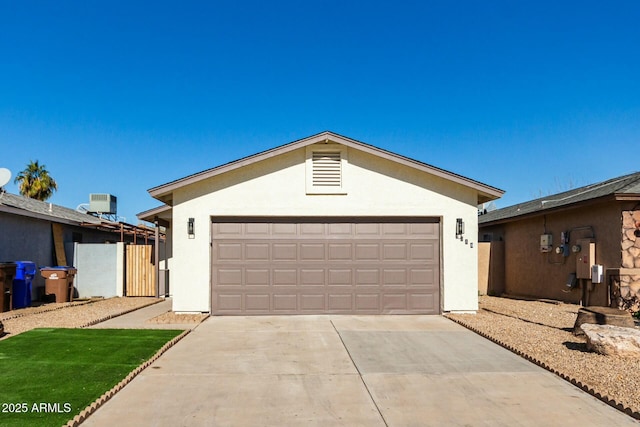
[3,294,639,418]
[0,297,160,339]
[447,296,640,418]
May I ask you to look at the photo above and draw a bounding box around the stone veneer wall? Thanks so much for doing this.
[613,211,640,311]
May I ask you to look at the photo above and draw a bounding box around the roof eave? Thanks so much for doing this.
[479,194,619,227]
[614,193,640,202]
[148,131,505,203]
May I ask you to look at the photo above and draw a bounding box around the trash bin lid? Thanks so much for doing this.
[15,261,36,274]
[16,261,36,268]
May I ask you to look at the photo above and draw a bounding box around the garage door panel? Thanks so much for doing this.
[246,243,270,260]
[410,243,436,260]
[328,223,352,235]
[383,269,407,285]
[383,293,408,310]
[211,219,440,315]
[215,223,243,235]
[410,222,439,237]
[328,294,353,310]
[273,294,297,311]
[217,294,242,311]
[300,294,325,310]
[245,223,270,235]
[216,243,242,260]
[273,223,297,235]
[356,293,380,311]
[300,269,325,285]
[328,269,352,285]
[408,293,436,311]
[300,243,325,260]
[273,269,297,286]
[273,243,297,260]
[245,294,270,311]
[328,243,352,260]
[246,269,269,286]
[382,223,407,235]
[383,243,407,259]
[356,269,380,286]
[355,223,380,235]
[355,243,380,260]
[300,223,325,235]
[217,269,243,286]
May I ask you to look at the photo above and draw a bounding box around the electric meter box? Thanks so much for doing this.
[591,264,603,284]
[540,234,553,253]
[576,238,595,279]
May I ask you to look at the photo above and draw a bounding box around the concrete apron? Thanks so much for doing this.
[83,316,637,427]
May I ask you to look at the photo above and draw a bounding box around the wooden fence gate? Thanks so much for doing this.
[125,245,156,296]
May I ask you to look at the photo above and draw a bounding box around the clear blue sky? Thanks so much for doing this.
[1,1,638,224]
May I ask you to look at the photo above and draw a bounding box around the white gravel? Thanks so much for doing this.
[0,297,159,339]
[447,296,640,415]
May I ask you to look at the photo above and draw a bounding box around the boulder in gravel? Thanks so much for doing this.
[581,323,640,357]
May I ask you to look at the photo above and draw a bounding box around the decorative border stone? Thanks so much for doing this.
[77,298,163,328]
[63,329,191,427]
[445,314,640,421]
[0,299,97,322]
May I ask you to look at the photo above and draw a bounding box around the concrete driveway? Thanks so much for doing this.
[83,315,637,426]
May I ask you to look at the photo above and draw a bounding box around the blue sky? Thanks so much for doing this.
[1,1,638,223]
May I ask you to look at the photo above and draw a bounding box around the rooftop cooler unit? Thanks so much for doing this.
[89,193,117,215]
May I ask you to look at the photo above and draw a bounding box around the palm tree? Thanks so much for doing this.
[14,160,58,201]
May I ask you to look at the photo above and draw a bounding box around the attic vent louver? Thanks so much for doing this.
[312,152,341,186]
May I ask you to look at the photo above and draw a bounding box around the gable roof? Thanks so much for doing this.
[479,171,640,225]
[149,131,504,205]
[0,192,102,225]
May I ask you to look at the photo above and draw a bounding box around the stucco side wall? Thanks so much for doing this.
[170,147,480,313]
[487,202,623,305]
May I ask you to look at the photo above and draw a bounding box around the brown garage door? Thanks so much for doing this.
[210,218,440,315]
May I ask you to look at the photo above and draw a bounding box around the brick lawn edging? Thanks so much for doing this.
[64,329,191,427]
[445,315,640,421]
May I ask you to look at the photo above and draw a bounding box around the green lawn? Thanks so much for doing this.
[0,328,183,427]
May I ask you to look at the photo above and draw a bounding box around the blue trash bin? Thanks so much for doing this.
[13,261,36,309]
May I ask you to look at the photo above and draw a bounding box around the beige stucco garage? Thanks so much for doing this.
[143,131,503,314]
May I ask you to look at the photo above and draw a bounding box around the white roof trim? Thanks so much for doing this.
[148,131,504,204]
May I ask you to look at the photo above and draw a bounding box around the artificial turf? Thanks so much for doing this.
[0,328,183,427]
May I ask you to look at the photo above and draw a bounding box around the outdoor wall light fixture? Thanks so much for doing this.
[456,218,465,239]
[188,217,195,239]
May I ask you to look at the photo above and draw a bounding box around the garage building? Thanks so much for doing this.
[141,132,503,315]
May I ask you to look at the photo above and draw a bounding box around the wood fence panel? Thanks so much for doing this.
[126,245,155,296]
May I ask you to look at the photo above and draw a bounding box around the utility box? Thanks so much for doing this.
[576,238,595,279]
[89,194,117,215]
[540,234,553,253]
[591,264,604,284]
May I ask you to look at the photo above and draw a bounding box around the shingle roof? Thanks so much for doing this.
[479,171,640,225]
[0,192,102,224]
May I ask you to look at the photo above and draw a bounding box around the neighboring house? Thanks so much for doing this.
[478,172,640,311]
[140,131,504,315]
[0,192,151,301]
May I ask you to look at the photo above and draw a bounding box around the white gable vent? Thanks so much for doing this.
[312,151,342,187]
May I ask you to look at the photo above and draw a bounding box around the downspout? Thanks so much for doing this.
[154,217,160,298]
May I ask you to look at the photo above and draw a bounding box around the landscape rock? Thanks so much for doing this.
[581,323,640,357]
[573,306,635,335]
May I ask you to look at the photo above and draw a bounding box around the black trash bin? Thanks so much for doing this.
[0,262,17,312]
